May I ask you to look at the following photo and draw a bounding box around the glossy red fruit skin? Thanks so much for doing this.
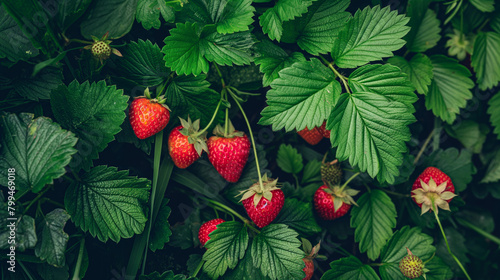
[313,185,351,220]
[318,121,330,139]
[198,218,225,247]
[207,134,250,182]
[129,98,170,139]
[302,258,314,280]
[242,189,284,228]
[298,127,323,145]
[411,167,455,207]
[168,126,200,169]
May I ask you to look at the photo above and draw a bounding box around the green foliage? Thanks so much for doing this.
[471,32,500,90]
[0,202,37,251]
[481,149,500,183]
[424,148,475,192]
[259,59,339,131]
[0,113,78,193]
[405,0,441,53]
[351,190,397,260]
[445,120,489,154]
[10,67,63,101]
[489,91,500,139]
[34,209,70,267]
[136,0,175,30]
[259,0,315,41]
[149,199,172,252]
[80,0,138,39]
[388,54,433,95]
[277,144,303,174]
[469,0,495,12]
[331,5,410,68]
[274,198,321,235]
[64,166,151,242]
[0,6,38,62]
[322,256,380,280]
[50,80,129,171]
[139,271,198,280]
[436,228,469,275]
[55,0,92,32]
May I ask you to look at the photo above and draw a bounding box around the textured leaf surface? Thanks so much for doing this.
[321,256,380,280]
[136,0,174,30]
[380,226,435,264]
[259,59,340,131]
[35,209,70,267]
[482,149,500,183]
[81,0,138,39]
[332,5,410,68]
[327,92,415,184]
[252,224,305,280]
[425,55,474,124]
[223,247,270,280]
[351,190,397,261]
[276,144,303,174]
[203,221,248,279]
[388,54,433,95]
[149,199,172,252]
[445,120,489,154]
[471,32,500,90]
[405,0,441,53]
[470,0,495,12]
[436,228,469,275]
[424,148,475,192]
[200,28,254,66]
[0,113,77,192]
[0,6,39,62]
[50,80,129,171]
[114,39,170,87]
[488,91,500,139]
[0,200,36,251]
[259,0,314,41]
[56,0,92,31]
[64,166,151,242]
[11,67,64,101]
[274,198,321,235]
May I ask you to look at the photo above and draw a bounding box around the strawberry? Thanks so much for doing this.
[301,239,321,280]
[321,158,342,186]
[168,117,208,169]
[129,88,170,139]
[84,32,122,63]
[318,121,330,139]
[411,167,457,215]
[207,122,250,182]
[302,258,314,280]
[399,248,427,279]
[198,218,225,247]
[240,175,284,228]
[313,184,359,220]
[297,126,323,145]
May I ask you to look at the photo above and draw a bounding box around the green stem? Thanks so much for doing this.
[433,205,471,280]
[432,118,442,152]
[381,188,410,198]
[444,0,462,25]
[213,63,226,87]
[293,174,300,189]
[456,217,500,246]
[71,238,86,280]
[339,172,360,192]
[206,199,248,223]
[194,99,223,136]
[224,104,230,137]
[413,128,435,165]
[69,38,94,45]
[41,198,65,208]
[192,259,204,278]
[18,260,34,280]
[319,55,351,94]
[141,130,163,275]
[476,18,490,33]
[23,187,50,215]
[227,88,264,191]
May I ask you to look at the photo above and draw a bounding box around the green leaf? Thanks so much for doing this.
[422,256,453,280]
[321,256,380,280]
[34,209,70,267]
[348,64,417,109]
[281,0,350,55]
[405,0,441,53]
[259,0,315,41]
[492,11,500,33]
[169,208,201,249]
[200,28,254,66]
[425,55,474,124]
[11,67,63,101]
[64,166,151,242]
[481,149,500,183]
[469,0,495,12]
[0,6,39,62]
[0,113,78,193]
[254,39,306,87]
[380,226,435,264]
[0,203,36,251]
[328,92,415,184]
[223,246,270,280]
[114,39,170,87]
[36,263,70,280]
[489,91,500,139]
[203,221,249,279]
[139,270,198,280]
[301,160,322,184]
[445,120,489,154]
[165,74,224,128]
[331,5,410,68]
[178,0,255,34]
[56,0,92,31]
[471,32,500,90]
[136,0,175,30]
[351,190,397,261]
[436,228,469,275]
[251,224,305,280]
[149,199,172,252]
[277,144,303,174]
[388,54,433,95]
[259,58,340,131]
[424,148,475,192]
[80,0,138,39]
[50,80,129,171]
[273,198,321,236]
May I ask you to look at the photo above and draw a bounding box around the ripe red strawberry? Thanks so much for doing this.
[301,239,321,280]
[411,167,457,215]
[297,126,323,145]
[129,89,170,139]
[168,117,207,169]
[318,121,330,139]
[313,186,351,220]
[198,218,225,247]
[302,258,314,280]
[207,123,250,182]
[240,175,284,228]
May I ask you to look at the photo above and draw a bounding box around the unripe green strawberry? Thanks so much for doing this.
[91,41,111,60]
[321,159,342,186]
[399,248,425,279]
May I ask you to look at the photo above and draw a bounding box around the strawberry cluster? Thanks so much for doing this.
[297,121,330,145]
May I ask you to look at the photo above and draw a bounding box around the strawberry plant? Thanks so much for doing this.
[1,0,500,279]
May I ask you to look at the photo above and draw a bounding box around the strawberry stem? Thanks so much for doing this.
[227,87,265,192]
[456,217,500,246]
[339,172,360,192]
[413,128,435,165]
[206,199,260,234]
[71,237,85,280]
[194,98,223,137]
[191,259,204,278]
[319,55,351,94]
[432,204,471,280]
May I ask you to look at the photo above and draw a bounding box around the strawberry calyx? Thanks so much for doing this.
[135,88,171,110]
[302,238,321,260]
[411,177,457,215]
[321,185,360,211]
[178,116,208,156]
[212,120,244,138]
[238,174,280,207]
